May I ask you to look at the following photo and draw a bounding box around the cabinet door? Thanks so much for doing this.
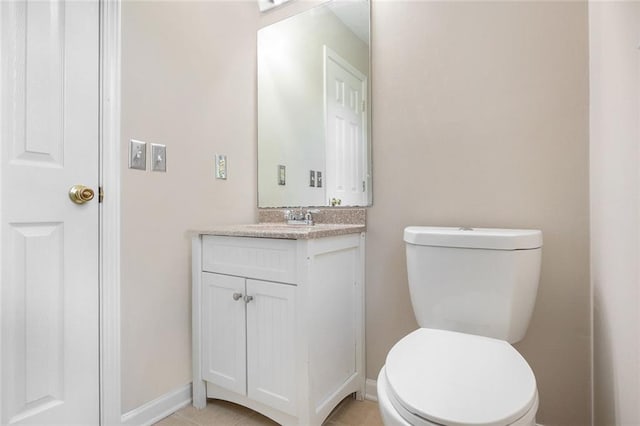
[246,279,296,415]
[202,273,246,395]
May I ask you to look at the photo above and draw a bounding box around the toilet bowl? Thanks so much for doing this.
[378,227,543,426]
[377,328,538,426]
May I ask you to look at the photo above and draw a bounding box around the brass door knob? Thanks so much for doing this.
[69,185,95,204]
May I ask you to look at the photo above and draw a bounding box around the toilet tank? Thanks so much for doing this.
[404,226,543,343]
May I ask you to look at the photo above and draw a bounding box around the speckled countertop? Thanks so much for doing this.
[195,223,366,240]
[257,207,366,226]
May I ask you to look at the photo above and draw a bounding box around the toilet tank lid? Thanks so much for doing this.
[404,226,542,250]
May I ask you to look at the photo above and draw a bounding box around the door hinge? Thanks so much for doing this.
[98,186,104,203]
[362,181,366,192]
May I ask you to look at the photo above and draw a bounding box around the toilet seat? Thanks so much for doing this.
[384,328,538,426]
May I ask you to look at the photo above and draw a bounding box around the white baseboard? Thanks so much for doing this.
[121,383,192,426]
[365,378,378,402]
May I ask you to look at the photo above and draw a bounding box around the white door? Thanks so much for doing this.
[201,273,247,396]
[0,1,100,424]
[325,47,368,207]
[246,279,296,416]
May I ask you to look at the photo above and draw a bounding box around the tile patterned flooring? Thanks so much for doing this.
[155,396,383,426]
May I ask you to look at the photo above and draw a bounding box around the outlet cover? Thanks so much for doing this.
[151,143,167,172]
[215,154,227,179]
[129,139,146,170]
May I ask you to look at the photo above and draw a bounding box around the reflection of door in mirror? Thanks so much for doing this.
[324,46,368,207]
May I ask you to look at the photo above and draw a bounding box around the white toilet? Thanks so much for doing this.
[377,226,543,426]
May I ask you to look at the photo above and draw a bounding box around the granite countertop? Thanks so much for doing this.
[195,223,366,240]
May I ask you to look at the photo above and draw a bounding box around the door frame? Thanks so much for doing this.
[99,0,122,424]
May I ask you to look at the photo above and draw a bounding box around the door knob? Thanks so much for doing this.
[69,185,95,204]
[232,293,243,301]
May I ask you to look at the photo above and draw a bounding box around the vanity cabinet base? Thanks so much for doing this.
[200,378,361,426]
[192,232,366,426]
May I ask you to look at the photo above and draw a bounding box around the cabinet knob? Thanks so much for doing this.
[232,293,243,301]
[244,295,254,304]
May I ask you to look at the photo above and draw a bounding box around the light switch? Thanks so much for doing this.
[278,165,286,185]
[317,171,323,188]
[151,143,167,172]
[309,170,316,187]
[129,139,146,170]
[215,154,227,179]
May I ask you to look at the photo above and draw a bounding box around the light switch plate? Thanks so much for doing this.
[215,154,227,179]
[151,143,167,172]
[278,165,286,185]
[316,171,322,188]
[129,139,146,170]
[309,170,316,187]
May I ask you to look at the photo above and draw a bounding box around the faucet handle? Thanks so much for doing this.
[304,209,321,225]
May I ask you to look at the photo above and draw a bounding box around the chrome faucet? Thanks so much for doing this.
[284,208,304,222]
[284,208,320,225]
[304,209,320,226]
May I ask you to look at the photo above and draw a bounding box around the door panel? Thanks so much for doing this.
[201,273,247,395]
[246,279,296,415]
[13,1,64,166]
[0,0,100,424]
[5,224,65,422]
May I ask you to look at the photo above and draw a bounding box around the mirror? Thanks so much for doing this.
[257,0,371,208]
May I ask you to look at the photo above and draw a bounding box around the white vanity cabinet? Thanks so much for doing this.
[201,274,297,415]
[192,230,365,426]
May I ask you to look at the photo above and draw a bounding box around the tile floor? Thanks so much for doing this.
[154,396,382,426]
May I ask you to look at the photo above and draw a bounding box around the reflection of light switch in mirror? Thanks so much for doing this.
[317,171,322,188]
[309,170,316,187]
[278,165,286,185]
[151,143,166,172]
[129,139,146,171]
[215,154,227,179]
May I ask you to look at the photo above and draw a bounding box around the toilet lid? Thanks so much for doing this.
[385,328,537,426]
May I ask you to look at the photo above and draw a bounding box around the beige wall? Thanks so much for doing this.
[590,2,640,424]
[368,2,590,425]
[121,1,592,424]
[120,1,259,412]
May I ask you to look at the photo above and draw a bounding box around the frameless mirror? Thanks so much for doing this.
[257,0,371,208]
